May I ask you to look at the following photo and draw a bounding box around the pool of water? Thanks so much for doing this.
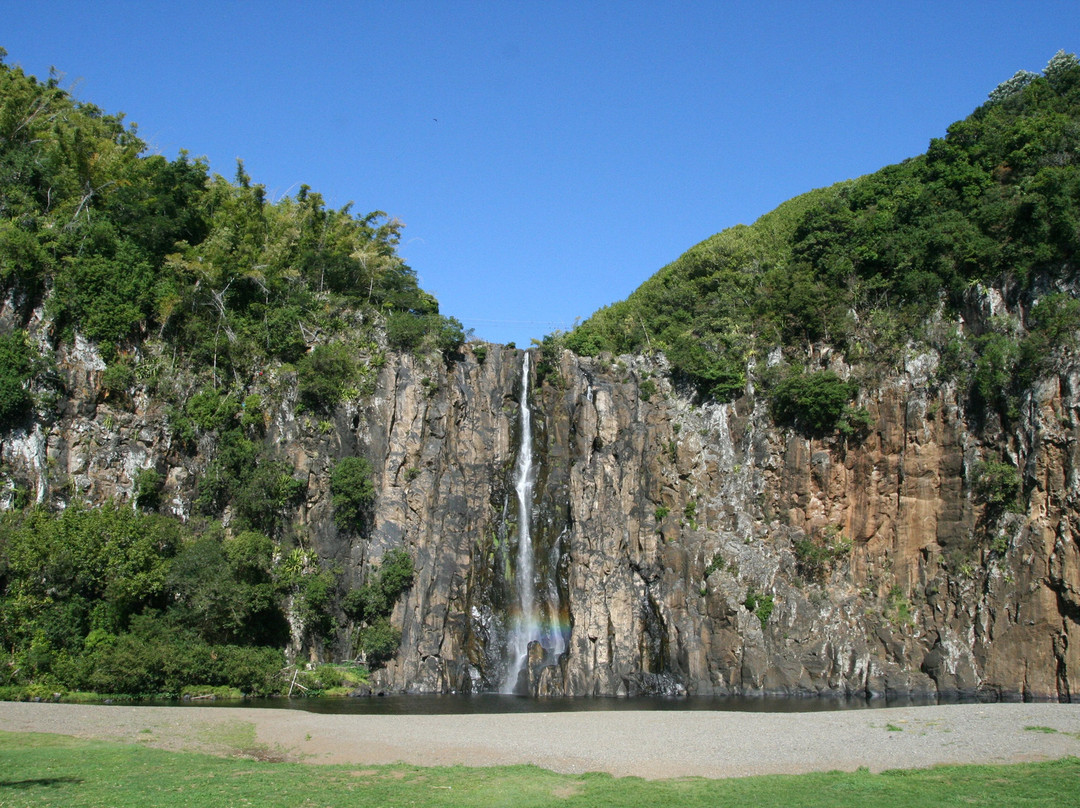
[159,692,953,715]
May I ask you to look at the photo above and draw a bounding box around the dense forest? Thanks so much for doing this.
[2,49,1080,700]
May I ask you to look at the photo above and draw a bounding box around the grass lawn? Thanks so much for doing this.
[0,731,1078,807]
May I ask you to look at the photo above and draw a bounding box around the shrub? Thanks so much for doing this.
[185,388,238,433]
[1017,293,1080,390]
[988,70,1039,104]
[664,331,746,402]
[704,552,726,578]
[377,548,415,600]
[357,616,401,667]
[134,468,164,511]
[231,459,305,534]
[385,311,427,351]
[744,587,774,629]
[240,393,264,432]
[330,456,376,533]
[769,370,857,435]
[837,405,873,438]
[973,460,1022,515]
[0,330,33,429]
[793,526,851,580]
[343,548,414,667]
[342,549,414,623]
[533,333,565,387]
[386,312,465,355]
[100,360,135,398]
[972,331,1020,418]
[885,585,913,626]
[297,343,355,411]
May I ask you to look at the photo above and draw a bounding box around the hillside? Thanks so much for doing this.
[562,51,1080,421]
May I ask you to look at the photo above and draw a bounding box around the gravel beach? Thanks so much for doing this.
[3,701,1079,779]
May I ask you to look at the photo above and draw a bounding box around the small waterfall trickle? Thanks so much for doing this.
[501,352,538,692]
[497,350,572,694]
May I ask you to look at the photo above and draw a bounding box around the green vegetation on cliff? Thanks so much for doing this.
[565,51,1080,426]
[0,48,463,406]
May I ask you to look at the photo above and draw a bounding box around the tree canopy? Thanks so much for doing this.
[0,53,464,379]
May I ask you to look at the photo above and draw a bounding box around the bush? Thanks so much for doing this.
[743,587,774,629]
[330,456,376,533]
[134,468,164,511]
[342,549,414,623]
[793,526,851,580]
[343,548,414,667]
[100,360,135,399]
[665,331,747,402]
[769,370,857,435]
[185,388,238,433]
[357,616,401,667]
[1017,293,1080,390]
[704,552,726,578]
[972,331,1020,418]
[386,312,466,355]
[376,548,415,600]
[0,330,33,429]
[973,460,1022,515]
[231,459,305,534]
[82,615,285,697]
[297,343,355,411]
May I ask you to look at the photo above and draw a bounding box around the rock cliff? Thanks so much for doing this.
[3,302,1078,701]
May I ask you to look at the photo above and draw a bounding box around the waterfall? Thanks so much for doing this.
[501,352,538,693]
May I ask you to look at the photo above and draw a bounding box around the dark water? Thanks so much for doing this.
[158,692,953,716]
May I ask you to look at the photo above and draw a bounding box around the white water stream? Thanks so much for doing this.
[501,352,538,693]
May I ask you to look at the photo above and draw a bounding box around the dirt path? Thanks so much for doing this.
[3,701,1079,779]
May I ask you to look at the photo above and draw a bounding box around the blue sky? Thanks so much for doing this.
[5,2,1080,346]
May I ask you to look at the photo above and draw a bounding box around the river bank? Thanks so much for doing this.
[2,701,1079,779]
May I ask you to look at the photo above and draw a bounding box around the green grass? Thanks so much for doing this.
[0,731,1078,807]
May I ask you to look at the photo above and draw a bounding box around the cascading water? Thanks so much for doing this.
[501,352,537,693]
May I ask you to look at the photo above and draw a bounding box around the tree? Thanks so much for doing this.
[988,70,1039,104]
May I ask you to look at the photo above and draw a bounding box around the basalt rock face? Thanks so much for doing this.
[371,341,1080,701]
[522,350,1080,701]
[3,314,1079,701]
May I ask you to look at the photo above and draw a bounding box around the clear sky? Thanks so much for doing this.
[5,2,1079,346]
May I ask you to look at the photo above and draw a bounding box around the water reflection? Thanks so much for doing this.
[163,692,953,715]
